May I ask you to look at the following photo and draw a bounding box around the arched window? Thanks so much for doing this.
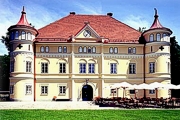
[58,46,62,53]
[83,47,87,53]
[15,31,19,39]
[21,31,26,39]
[132,47,136,54]
[128,47,132,54]
[79,46,82,53]
[27,32,32,40]
[114,47,118,54]
[149,34,154,42]
[63,46,67,53]
[163,33,167,38]
[40,46,44,52]
[88,47,91,53]
[109,47,113,53]
[45,46,49,52]
[156,33,161,41]
[92,47,96,53]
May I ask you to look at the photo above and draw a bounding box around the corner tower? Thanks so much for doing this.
[142,8,172,98]
[8,6,38,101]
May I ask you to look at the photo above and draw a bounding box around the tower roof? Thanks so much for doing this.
[16,6,30,26]
[150,8,163,29]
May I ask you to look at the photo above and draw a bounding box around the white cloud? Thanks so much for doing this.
[122,15,150,31]
[73,2,103,15]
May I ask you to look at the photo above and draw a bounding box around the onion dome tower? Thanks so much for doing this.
[8,6,38,101]
[142,8,172,98]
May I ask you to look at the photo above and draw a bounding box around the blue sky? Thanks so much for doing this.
[0,0,179,55]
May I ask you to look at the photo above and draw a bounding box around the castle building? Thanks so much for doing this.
[8,7,172,101]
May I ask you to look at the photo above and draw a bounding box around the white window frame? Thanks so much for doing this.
[150,34,154,42]
[45,46,49,52]
[21,31,26,40]
[132,47,136,54]
[79,46,82,53]
[110,63,117,74]
[40,46,44,52]
[41,62,48,73]
[79,63,86,73]
[92,47,96,53]
[109,47,113,53]
[15,31,19,39]
[58,46,62,53]
[41,86,48,95]
[25,85,32,95]
[26,61,32,72]
[59,63,66,73]
[83,47,87,53]
[114,47,118,54]
[27,32,32,40]
[149,62,155,73]
[129,63,136,74]
[59,86,66,95]
[88,63,95,73]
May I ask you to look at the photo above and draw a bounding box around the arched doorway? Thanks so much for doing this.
[82,84,93,101]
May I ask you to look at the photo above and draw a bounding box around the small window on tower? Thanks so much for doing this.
[21,31,26,40]
[15,31,19,39]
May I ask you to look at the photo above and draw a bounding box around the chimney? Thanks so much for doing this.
[70,12,76,15]
[107,13,113,17]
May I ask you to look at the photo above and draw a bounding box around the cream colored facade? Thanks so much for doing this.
[8,8,172,101]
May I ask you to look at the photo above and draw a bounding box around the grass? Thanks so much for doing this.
[0,109,180,120]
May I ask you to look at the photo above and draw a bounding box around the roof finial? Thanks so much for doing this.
[22,6,26,14]
[154,8,158,18]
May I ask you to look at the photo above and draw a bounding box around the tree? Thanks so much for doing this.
[138,27,146,33]
[1,32,10,52]
[170,36,180,97]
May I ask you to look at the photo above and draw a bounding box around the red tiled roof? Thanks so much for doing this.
[17,6,30,26]
[36,14,141,43]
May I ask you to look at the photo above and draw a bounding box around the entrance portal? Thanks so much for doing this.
[82,84,93,101]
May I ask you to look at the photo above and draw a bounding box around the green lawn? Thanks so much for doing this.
[0,109,180,120]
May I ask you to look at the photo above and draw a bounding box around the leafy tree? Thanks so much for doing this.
[1,32,10,52]
[138,27,146,33]
[170,36,180,98]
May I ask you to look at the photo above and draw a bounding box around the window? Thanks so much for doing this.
[110,63,117,74]
[149,89,155,94]
[109,47,113,53]
[132,47,136,54]
[58,46,62,53]
[10,32,14,40]
[79,63,86,73]
[129,63,136,74]
[21,31,26,39]
[28,45,30,51]
[128,47,132,54]
[129,90,135,94]
[63,46,67,53]
[111,89,116,94]
[41,62,48,73]
[168,62,171,73]
[26,85,32,94]
[88,47,91,53]
[10,61,14,72]
[92,47,96,53]
[26,61,32,72]
[41,86,48,94]
[15,31,19,39]
[83,47,87,53]
[59,63,66,73]
[88,63,95,73]
[150,46,153,52]
[156,33,161,41]
[59,86,66,94]
[40,46,44,52]
[149,34,154,42]
[45,46,49,52]
[10,85,14,94]
[79,46,82,53]
[114,47,118,54]
[163,33,167,38]
[149,62,155,73]
[27,32,32,40]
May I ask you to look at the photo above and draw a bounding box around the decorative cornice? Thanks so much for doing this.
[10,51,33,56]
[146,52,170,57]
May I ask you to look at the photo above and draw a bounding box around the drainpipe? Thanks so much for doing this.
[143,43,146,98]
[33,42,36,101]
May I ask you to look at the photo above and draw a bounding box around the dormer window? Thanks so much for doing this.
[15,31,19,39]
[58,46,62,53]
[114,47,118,54]
[156,33,161,41]
[149,34,154,42]
[45,46,49,52]
[79,46,82,53]
[88,47,91,53]
[40,46,44,52]
[83,47,87,53]
[21,31,26,40]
